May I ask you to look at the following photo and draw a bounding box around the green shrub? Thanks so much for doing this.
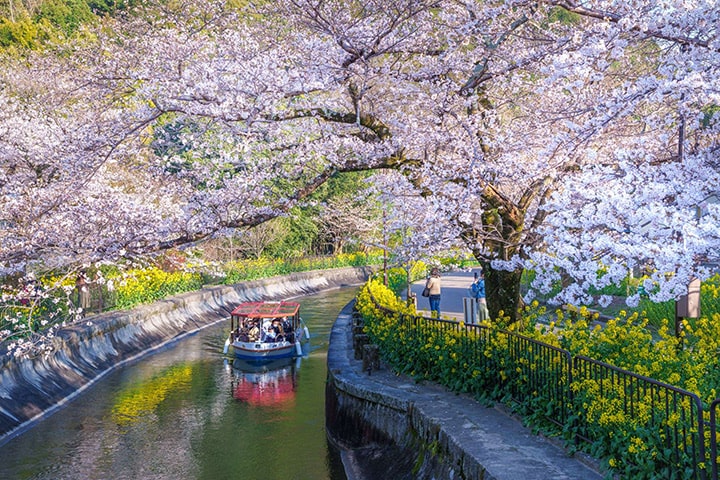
[0,17,41,48]
[36,0,94,35]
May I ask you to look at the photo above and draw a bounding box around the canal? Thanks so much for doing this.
[0,287,360,480]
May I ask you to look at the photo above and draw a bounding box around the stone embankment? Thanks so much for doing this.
[0,266,374,444]
[326,300,604,480]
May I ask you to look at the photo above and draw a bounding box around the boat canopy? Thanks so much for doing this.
[230,301,300,319]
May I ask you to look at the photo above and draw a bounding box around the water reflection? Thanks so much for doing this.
[111,364,195,428]
[229,358,299,410]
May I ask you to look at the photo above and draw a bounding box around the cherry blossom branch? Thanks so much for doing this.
[547,0,718,50]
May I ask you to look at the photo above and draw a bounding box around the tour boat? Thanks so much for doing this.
[223,300,310,362]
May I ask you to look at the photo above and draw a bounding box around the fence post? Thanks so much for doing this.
[711,399,720,480]
[463,297,476,324]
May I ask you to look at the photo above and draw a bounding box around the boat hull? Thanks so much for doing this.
[232,341,298,361]
[231,330,308,362]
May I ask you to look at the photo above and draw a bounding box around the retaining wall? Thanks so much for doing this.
[326,302,456,480]
[0,266,374,444]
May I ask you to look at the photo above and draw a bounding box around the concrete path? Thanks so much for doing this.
[331,269,605,480]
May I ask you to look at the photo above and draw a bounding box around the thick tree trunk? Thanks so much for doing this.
[467,185,529,324]
[484,264,524,324]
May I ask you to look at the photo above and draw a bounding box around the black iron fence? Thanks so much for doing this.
[574,355,708,478]
[365,301,720,479]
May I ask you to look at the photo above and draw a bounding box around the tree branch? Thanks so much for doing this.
[548,0,717,51]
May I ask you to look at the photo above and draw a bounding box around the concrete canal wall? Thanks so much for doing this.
[0,266,374,444]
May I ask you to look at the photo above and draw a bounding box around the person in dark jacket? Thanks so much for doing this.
[470,271,489,322]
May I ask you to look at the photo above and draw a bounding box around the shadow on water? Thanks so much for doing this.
[0,286,360,480]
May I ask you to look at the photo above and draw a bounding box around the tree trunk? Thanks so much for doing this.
[466,185,528,323]
[484,264,523,324]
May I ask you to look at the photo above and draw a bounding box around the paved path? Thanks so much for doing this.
[409,269,478,320]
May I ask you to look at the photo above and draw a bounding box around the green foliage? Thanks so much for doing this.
[222,252,382,284]
[382,267,408,295]
[636,296,674,325]
[0,0,135,50]
[356,279,425,379]
[434,250,479,270]
[87,0,137,16]
[517,305,720,478]
[547,6,582,25]
[264,213,319,258]
[588,273,632,297]
[309,170,372,202]
[408,260,427,282]
[36,0,94,35]
[114,267,204,309]
[357,279,495,392]
[701,104,719,128]
[152,117,203,169]
[633,274,720,328]
[0,17,41,48]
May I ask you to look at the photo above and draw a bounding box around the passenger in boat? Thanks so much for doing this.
[247,320,260,342]
[262,320,277,342]
[271,318,285,342]
[282,318,295,342]
[236,323,250,342]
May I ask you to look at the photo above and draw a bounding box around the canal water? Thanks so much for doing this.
[0,287,360,480]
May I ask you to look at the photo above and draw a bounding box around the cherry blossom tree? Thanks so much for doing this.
[1,0,719,336]
[316,195,379,254]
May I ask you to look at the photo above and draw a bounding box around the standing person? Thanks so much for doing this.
[425,267,442,318]
[76,271,91,311]
[470,271,489,322]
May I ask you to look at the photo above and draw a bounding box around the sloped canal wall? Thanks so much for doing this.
[0,267,374,443]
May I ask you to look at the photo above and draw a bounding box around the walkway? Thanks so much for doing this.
[330,269,604,480]
[409,269,478,320]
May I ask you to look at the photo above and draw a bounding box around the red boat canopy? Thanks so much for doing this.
[230,301,300,319]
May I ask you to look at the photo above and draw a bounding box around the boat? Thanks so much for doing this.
[223,300,310,362]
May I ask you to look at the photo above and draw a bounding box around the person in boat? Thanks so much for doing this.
[271,318,285,342]
[281,318,294,341]
[236,324,249,342]
[247,320,260,342]
[262,320,277,343]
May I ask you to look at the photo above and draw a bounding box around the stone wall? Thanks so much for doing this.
[0,266,374,444]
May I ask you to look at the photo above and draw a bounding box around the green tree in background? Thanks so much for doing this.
[0,0,136,48]
[0,16,39,47]
[36,0,93,34]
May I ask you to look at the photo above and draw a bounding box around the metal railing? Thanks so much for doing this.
[574,355,707,479]
[364,297,720,479]
[504,330,573,427]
